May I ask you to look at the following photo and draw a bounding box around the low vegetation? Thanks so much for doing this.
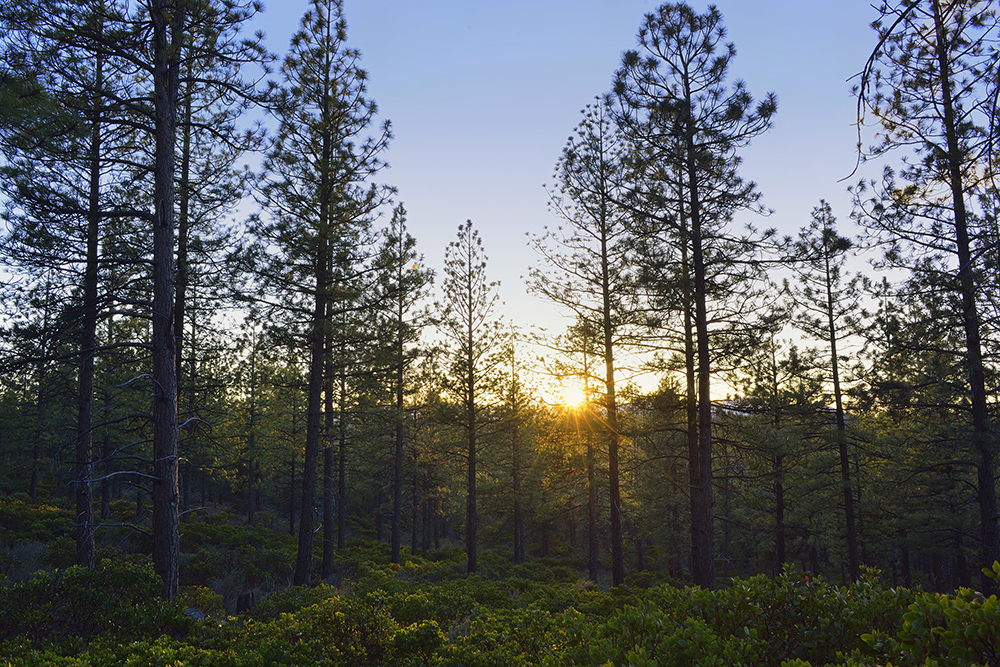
[1,498,998,666]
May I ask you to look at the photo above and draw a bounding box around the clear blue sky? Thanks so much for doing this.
[254,0,880,348]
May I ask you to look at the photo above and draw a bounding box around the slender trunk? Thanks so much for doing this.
[512,391,524,565]
[676,185,703,585]
[247,346,257,525]
[150,0,183,599]
[826,247,858,580]
[174,75,193,525]
[900,529,911,588]
[580,334,598,580]
[587,437,598,580]
[411,444,419,555]
[322,407,334,579]
[293,249,326,585]
[183,460,191,517]
[287,454,295,536]
[774,455,785,569]
[465,264,478,574]
[769,344,786,573]
[322,359,334,579]
[599,210,624,587]
[174,62,192,404]
[76,37,104,569]
[685,115,715,589]
[422,493,431,553]
[466,372,477,573]
[30,287,55,503]
[509,353,525,565]
[294,32,337,581]
[932,0,997,592]
[101,391,112,520]
[391,318,404,564]
[337,371,347,549]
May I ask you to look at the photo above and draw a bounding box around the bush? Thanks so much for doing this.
[0,558,185,650]
[253,592,400,666]
[859,563,1000,666]
[430,605,568,667]
[242,584,338,622]
[0,496,73,544]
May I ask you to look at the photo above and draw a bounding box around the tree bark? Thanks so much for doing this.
[150,0,183,600]
[76,32,104,570]
[827,247,859,581]
[322,371,335,580]
[391,324,405,564]
[293,247,327,585]
[929,0,997,592]
[597,198,624,587]
[338,371,347,550]
[686,117,715,590]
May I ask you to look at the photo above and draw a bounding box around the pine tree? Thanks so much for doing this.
[613,2,776,588]
[250,0,391,585]
[373,205,433,565]
[528,97,637,586]
[853,0,999,589]
[438,220,505,574]
[787,200,864,580]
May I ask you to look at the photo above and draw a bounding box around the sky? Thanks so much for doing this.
[251,0,883,392]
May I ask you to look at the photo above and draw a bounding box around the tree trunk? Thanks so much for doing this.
[931,0,997,593]
[411,453,419,555]
[293,260,326,585]
[150,0,183,600]
[466,288,478,574]
[826,243,859,581]
[513,436,524,565]
[511,365,524,566]
[322,369,335,579]
[76,37,103,570]
[587,438,598,580]
[174,61,192,409]
[774,455,785,570]
[686,124,715,590]
[287,455,296,536]
[337,372,347,550]
[466,389,477,573]
[391,335,404,564]
[600,217,624,587]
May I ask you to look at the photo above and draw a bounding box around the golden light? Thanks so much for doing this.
[558,381,587,408]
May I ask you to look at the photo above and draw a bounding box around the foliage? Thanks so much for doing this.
[858,562,1000,666]
[241,584,337,622]
[0,496,73,544]
[2,551,999,666]
[179,518,296,589]
[0,558,187,652]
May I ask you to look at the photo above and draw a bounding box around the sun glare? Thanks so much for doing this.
[558,382,587,408]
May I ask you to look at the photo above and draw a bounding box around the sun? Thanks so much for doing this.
[557,382,588,408]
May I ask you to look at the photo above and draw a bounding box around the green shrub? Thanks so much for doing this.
[393,620,446,666]
[430,605,567,667]
[0,496,73,543]
[860,563,1000,665]
[0,558,186,650]
[242,584,338,622]
[386,589,473,628]
[176,586,226,620]
[253,592,400,666]
[178,521,295,589]
[44,535,76,569]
